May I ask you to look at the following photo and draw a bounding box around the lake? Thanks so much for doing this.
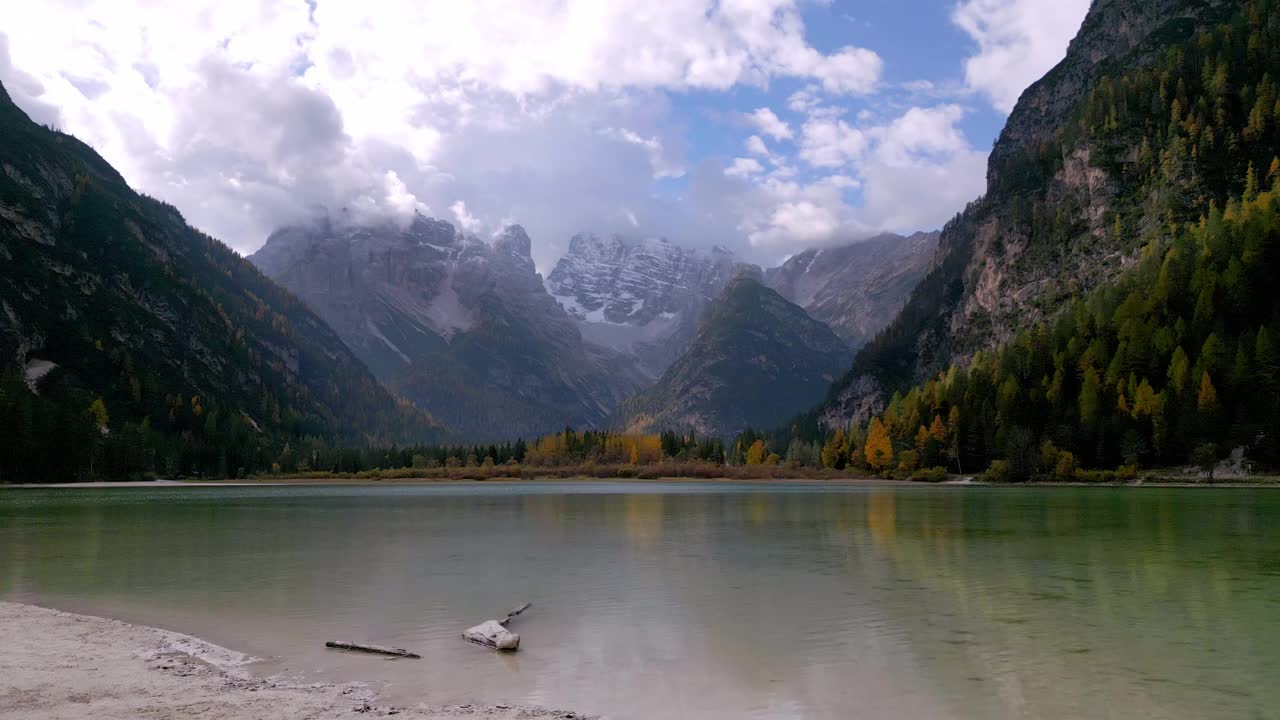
[2,482,1278,719]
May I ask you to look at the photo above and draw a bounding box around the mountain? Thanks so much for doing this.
[0,80,440,482]
[254,218,929,441]
[545,233,745,378]
[822,0,1242,429]
[614,275,851,438]
[763,232,936,350]
[791,0,1280,477]
[252,219,646,440]
[545,230,934,379]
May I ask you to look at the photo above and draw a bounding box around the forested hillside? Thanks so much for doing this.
[762,0,1280,475]
[0,81,442,483]
[613,276,850,439]
[816,187,1279,477]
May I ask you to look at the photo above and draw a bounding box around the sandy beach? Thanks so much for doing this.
[0,602,590,720]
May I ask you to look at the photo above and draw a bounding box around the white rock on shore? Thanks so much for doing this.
[0,601,591,720]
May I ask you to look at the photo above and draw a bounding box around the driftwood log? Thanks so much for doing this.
[325,641,421,658]
[462,603,532,652]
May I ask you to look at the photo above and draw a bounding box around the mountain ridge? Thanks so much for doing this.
[0,80,441,480]
[613,274,851,439]
[763,231,937,351]
[252,217,647,440]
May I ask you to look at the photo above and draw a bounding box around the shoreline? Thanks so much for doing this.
[0,601,591,720]
[1,476,908,489]
[3,476,1280,489]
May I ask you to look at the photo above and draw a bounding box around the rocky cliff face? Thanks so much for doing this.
[988,0,1231,192]
[252,218,645,440]
[252,215,481,378]
[545,233,746,378]
[613,276,851,439]
[821,0,1238,430]
[764,232,936,350]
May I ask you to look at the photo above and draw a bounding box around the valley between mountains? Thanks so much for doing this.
[249,215,934,440]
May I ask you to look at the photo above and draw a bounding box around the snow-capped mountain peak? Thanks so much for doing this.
[545,232,748,376]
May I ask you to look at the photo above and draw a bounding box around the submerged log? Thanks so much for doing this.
[502,603,532,625]
[463,602,533,652]
[325,640,420,659]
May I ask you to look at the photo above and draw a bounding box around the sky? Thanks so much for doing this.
[1,0,1091,271]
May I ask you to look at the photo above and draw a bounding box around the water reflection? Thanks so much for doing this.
[1,484,1278,719]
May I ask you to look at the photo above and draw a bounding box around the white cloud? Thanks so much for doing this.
[309,0,884,97]
[2,0,997,269]
[752,201,840,245]
[869,104,971,164]
[728,103,985,252]
[819,174,860,190]
[953,0,1091,112]
[787,87,821,113]
[450,200,482,233]
[383,171,430,217]
[857,152,986,231]
[602,127,685,178]
[747,107,793,141]
[798,118,867,168]
[725,157,765,177]
[745,134,771,157]
[1,0,888,266]
[0,35,60,127]
[813,46,883,94]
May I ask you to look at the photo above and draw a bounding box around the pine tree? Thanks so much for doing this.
[1197,371,1220,415]
[821,427,846,469]
[88,398,109,429]
[929,415,947,442]
[1258,326,1278,389]
[1080,367,1102,428]
[1132,379,1159,417]
[1168,346,1190,394]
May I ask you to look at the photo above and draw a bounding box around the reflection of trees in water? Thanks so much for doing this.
[623,493,664,548]
[607,490,965,719]
[851,488,1280,719]
[866,490,897,550]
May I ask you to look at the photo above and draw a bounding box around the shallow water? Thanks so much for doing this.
[2,482,1278,719]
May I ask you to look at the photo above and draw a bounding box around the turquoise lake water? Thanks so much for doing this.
[2,482,1278,719]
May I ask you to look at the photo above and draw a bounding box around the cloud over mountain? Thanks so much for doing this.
[2,0,1088,269]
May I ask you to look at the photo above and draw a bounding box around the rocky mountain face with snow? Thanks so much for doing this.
[547,231,936,381]
[252,215,942,441]
[763,232,937,351]
[251,215,646,440]
[545,233,747,378]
